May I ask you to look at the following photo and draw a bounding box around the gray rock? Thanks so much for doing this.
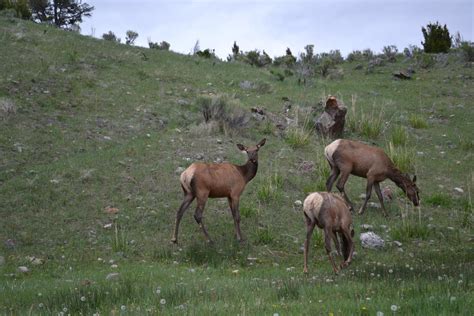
[0,256,5,266]
[314,96,347,138]
[454,187,464,194]
[360,232,385,249]
[239,81,254,90]
[368,202,381,209]
[393,241,403,247]
[18,266,29,273]
[359,193,367,200]
[195,154,204,160]
[106,273,120,281]
[360,224,374,231]
[294,200,303,207]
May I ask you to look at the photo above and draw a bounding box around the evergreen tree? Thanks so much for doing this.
[421,22,452,53]
[29,0,93,28]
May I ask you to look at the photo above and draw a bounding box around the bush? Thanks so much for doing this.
[382,45,398,62]
[459,41,474,62]
[195,48,214,59]
[0,0,30,19]
[102,31,120,43]
[346,50,363,62]
[125,30,138,45]
[421,22,452,53]
[347,104,385,139]
[196,95,248,135]
[416,53,436,68]
[148,40,170,50]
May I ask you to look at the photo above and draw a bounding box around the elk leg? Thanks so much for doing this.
[194,198,212,243]
[358,179,374,215]
[228,197,243,242]
[326,166,340,192]
[374,182,388,217]
[324,228,339,274]
[336,171,354,212]
[303,213,316,274]
[340,228,354,269]
[171,193,195,244]
[334,233,342,256]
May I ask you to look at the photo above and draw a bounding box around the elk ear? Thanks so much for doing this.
[256,138,266,148]
[237,144,246,151]
[412,175,417,183]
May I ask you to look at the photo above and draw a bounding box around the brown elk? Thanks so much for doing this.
[303,192,354,274]
[171,138,266,244]
[324,139,420,216]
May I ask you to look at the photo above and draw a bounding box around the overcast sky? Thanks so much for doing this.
[80,0,473,59]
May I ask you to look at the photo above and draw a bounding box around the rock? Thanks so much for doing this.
[239,81,254,90]
[195,154,204,160]
[368,202,381,209]
[393,71,412,80]
[359,193,367,200]
[314,96,347,138]
[18,266,29,273]
[360,232,385,249]
[454,187,464,194]
[175,167,185,175]
[4,239,16,249]
[360,224,374,231]
[0,256,5,265]
[294,200,303,207]
[393,241,403,247]
[106,273,120,281]
[104,206,119,215]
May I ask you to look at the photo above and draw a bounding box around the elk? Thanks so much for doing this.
[324,139,420,216]
[171,138,266,244]
[303,192,354,274]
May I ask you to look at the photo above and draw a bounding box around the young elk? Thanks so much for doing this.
[303,192,354,274]
[171,139,266,244]
[325,139,420,216]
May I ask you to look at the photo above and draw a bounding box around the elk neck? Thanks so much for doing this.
[237,159,259,183]
[387,167,411,192]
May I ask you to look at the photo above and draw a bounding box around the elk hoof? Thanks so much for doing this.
[303,268,308,274]
[170,238,178,244]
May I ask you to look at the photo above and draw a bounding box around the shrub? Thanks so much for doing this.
[346,50,363,62]
[0,0,30,19]
[408,114,428,129]
[421,22,452,53]
[102,31,120,43]
[196,95,248,135]
[382,45,398,62]
[391,221,430,242]
[459,41,474,62]
[416,53,436,68]
[125,30,138,45]
[148,40,170,50]
[195,48,215,59]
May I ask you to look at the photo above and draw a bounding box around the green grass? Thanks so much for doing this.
[1,17,473,314]
[408,114,429,129]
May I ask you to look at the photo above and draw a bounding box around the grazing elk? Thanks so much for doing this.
[324,139,420,216]
[171,138,266,244]
[303,192,354,274]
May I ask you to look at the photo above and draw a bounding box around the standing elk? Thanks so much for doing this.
[303,192,354,274]
[324,139,420,216]
[171,138,266,244]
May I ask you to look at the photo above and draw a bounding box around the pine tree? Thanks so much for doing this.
[421,22,452,53]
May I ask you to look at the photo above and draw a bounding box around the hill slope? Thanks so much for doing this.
[0,17,473,314]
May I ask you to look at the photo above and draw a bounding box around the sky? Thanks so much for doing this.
[80,0,473,59]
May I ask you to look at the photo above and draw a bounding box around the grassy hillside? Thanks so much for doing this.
[0,16,473,314]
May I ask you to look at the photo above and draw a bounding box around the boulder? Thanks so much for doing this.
[315,96,347,138]
[360,232,385,249]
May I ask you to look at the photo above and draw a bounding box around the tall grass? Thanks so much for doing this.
[347,96,385,139]
[257,172,283,203]
[390,125,409,146]
[285,107,313,148]
[408,114,428,129]
[387,142,416,173]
